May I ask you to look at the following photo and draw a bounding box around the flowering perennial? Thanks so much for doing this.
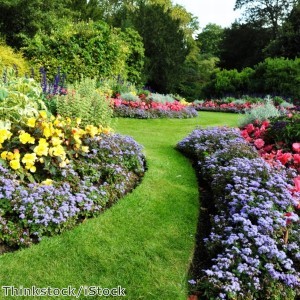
[0,114,146,249]
[111,98,198,119]
[177,127,300,299]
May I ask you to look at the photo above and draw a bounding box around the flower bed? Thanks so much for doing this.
[111,97,198,119]
[192,98,295,114]
[192,100,254,113]
[0,113,146,251]
[177,127,300,299]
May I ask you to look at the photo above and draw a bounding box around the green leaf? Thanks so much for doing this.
[0,89,8,101]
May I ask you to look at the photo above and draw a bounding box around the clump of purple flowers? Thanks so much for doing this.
[0,134,146,249]
[177,127,300,299]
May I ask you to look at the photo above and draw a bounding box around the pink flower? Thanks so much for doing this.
[292,143,300,153]
[254,138,265,149]
[263,144,274,152]
[245,123,255,134]
[241,130,249,139]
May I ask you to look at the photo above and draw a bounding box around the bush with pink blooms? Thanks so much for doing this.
[111,94,198,119]
[240,114,300,176]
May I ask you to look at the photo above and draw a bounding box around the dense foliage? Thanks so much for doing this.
[0,73,146,250]
[206,57,300,99]
[178,127,300,299]
[23,21,145,84]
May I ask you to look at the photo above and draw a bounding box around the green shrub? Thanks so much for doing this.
[23,21,145,84]
[55,77,113,127]
[239,97,281,127]
[0,44,29,76]
[209,67,254,97]
[250,57,300,99]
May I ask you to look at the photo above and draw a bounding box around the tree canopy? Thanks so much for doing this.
[234,0,298,38]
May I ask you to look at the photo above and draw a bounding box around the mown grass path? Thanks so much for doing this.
[0,112,239,300]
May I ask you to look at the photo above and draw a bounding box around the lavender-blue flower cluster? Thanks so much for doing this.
[0,134,146,249]
[177,127,300,299]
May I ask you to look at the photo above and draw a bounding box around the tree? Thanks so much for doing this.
[196,23,224,57]
[133,3,189,93]
[0,0,73,48]
[265,2,300,58]
[234,0,297,38]
[219,22,272,70]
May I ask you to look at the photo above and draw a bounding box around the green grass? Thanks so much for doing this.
[0,112,239,300]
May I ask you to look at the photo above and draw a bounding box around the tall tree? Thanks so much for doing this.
[133,3,188,93]
[234,0,297,38]
[196,23,224,57]
[0,0,73,48]
[219,22,272,70]
[265,2,300,58]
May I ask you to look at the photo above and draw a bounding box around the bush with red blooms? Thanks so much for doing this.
[111,97,198,119]
[240,114,300,173]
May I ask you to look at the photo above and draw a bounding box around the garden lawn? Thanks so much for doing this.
[0,112,239,300]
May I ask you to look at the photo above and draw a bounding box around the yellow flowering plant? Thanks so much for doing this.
[0,111,112,183]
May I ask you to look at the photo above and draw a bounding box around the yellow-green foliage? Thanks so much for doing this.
[0,44,29,76]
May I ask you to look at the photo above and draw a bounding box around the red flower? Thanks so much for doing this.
[278,152,292,165]
[285,212,293,225]
[294,154,300,164]
[292,143,300,153]
[254,138,265,149]
[262,120,270,128]
[294,176,300,192]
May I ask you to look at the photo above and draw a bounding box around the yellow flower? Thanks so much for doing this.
[1,151,8,160]
[54,129,64,137]
[22,153,37,165]
[34,139,49,156]
[41,179,53,186]
[81,146,89,153]
[29,166,36,173]
[10,159,21,170]
[103,128,111,135]
[76,118,81,125]
[85,125,98,138]
[43,123,54,138]
[59,161,67,168]
[48,145,66,158]
[27,117,36,128]
[51,137,62,146]
[13,149,20,160]
[19,131,35,144]
[39,158,44,163]
[6,152,14,160]
[39,111,47,119]
[0,129,12,143]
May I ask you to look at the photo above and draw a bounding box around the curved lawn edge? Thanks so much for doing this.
[0,113,239,300]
